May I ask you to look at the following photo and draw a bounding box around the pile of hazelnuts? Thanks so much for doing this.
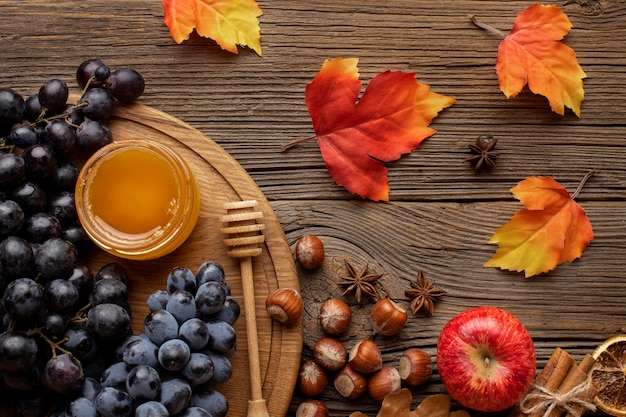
[264,235,435,417]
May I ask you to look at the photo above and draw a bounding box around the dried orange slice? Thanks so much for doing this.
[591,335,626,416]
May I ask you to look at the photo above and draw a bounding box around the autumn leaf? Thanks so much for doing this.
[162,0,263,56]
[485,171,595,278]
[471,3,586,116]
[284,57,455,202]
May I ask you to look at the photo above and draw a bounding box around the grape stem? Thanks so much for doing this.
[27,328,71,358]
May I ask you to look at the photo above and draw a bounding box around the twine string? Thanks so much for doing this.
[518,379,597,417]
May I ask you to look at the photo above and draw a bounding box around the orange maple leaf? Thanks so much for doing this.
[485,172,595,278]
[162,0,263,56]
[293,57,455,202]
[471,3,586,116]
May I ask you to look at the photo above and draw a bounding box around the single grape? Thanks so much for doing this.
[146,289,170,312]
[166,289,197,324]
[94,262,129,285]
[159,378,192,415]
[195,260,226,286]
[0,87,25,126]
[0,199,24,237]
[205,320,237,355]
[22,212,62,243]
[43,120,76,158]
[89,277,128,307]
[65,397,98,417]
[202,350,232,384]
[166,266,197,294]
[76,120,112,154]
[34,237,78,281]
[3,277,43,318]
[76,59,109,89]
[0,332,37,372]
[9,124,39,149]
[93,386,133,417]
[24,93,42,123]
[22,143,57,183]
[61,327,98,361]
[0,236,35,279]
[51,161,80,191]
[81,377,101,401]
[2,365,40,390]
[195,281,227,316]
[125,364,161,401]
[135,401,169,417]
[108,68,145,103]
[11,181,47,214]
[36,309,66,336]
[79,87,115,120]
[144,309,179,346]
[44,278,80,312]
[158,338,191,371]
[181,352,214,386]
[190,388,229,417]
[99,361,132,390]
[61,224,92,254]
[43,353,85,394]
[38,79,69,113]
[178,317,209,350]
[122,336,159,368]
[87,303,131,341]
[48,191,78,225]
[0,152,26,188]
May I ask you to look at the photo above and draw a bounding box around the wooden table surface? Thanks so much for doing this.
[1,0,625,416]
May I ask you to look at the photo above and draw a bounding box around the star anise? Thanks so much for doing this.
[337,260,382,303]
[466,135,499,171]
[404,270,446,316]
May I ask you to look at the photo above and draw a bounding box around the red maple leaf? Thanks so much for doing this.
[285,57,455,202]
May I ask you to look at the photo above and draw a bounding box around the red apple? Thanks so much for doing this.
[436,306,536,412]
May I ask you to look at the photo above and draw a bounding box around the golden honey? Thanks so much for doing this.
[75,139,200,260]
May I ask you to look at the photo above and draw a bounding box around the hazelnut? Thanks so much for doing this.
[370,298,407,336]
[298,360,328,397]
[348,339,382,373]
[313,337,347,371]
[295,235,325,269]
[367,366,402,402]
[319,298,352,334]
[333,364,367,399]
[266,288,303,326]
[398,348,432,386]
[296,399,329,417]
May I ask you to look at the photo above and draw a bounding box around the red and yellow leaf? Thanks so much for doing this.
[162,0,263,56]
[496,3,586,116]
[305,57,456,202]
[485,175,594,278]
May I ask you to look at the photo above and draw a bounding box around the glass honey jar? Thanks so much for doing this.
[75,139,200,260]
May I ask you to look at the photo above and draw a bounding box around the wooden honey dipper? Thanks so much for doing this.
[221,200,269,417]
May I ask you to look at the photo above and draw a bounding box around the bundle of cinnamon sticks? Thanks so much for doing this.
[510,347,598,417]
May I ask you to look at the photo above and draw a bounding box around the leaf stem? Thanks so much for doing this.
[571,170,596,200]
[280,135,317,151]
[468,14,506,39]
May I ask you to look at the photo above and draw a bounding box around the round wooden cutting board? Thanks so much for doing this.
[81,100,302,417]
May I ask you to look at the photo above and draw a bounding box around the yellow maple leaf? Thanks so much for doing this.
[484,173,594,278]
[162,0,263,56]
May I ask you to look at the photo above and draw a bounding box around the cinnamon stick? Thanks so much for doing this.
[563,355,597,417]
[510,348,576,417]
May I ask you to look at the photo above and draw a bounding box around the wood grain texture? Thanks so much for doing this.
[0,0,625,416]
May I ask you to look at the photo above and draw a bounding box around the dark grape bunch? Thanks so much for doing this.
[0,262,132,417]
[59,260,240,417]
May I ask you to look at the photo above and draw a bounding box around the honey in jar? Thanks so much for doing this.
[75,139,200,260]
